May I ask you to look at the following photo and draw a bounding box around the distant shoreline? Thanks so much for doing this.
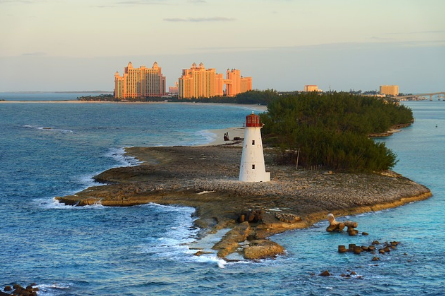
[0,100,269,111]
[0,91,112,94]
[0,100,164,104]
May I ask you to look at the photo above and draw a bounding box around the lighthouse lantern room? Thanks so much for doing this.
[239,112,270,182]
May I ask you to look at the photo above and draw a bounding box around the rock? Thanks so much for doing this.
[326,213,358,233]
[348,243,356,250]
[362,232,369,236]
[319,270,331,276]
[213,222,251,258]
[353,246,362,254]
[348,229,358,236]
[338,245,348,253]
[4,286,11,291]
[275,213,301,223]
[372,240,380,245]
[240,209,265,224]
[243,239,285,259]
[372,256,380,261]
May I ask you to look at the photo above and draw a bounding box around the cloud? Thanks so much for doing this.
[164,17,235,22]
[385,30,445,35]
[116,0,169,5]
[0,0,35,3]
[370,36,394,41]
[22,52,46,56]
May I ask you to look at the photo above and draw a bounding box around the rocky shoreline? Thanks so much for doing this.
[56,145,431,260]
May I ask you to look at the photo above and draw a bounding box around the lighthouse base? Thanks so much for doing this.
[239,170,270,182]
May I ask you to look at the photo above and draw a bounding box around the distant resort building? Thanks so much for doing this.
[380,85,399,96]
[168,82,179,96]
[304,85,322,92]
[114,62,166,99]
[178,63,252,99]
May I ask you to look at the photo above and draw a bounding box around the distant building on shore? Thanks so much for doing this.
[225,68,253,97]
[178,63,252,99]
[380,85,399,96]
[114,62,166,99]
[168,82,179,95]
[304,85,322,92]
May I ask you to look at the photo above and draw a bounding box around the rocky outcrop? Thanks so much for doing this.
[213,222,251,258]
[1,284,39,296]
[243,239,285,259]
[55,145,432,261]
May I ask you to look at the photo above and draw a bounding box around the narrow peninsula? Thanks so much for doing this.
[57,142,431,260]
[58,92,431,260]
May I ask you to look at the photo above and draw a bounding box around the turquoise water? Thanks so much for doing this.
[0,95,444,295]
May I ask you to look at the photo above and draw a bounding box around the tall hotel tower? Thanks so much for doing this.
[178,63,224,99]
[114,62,166,99]
[178,63,252,99]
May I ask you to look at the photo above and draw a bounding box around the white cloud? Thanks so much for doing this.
[164,17,235,22]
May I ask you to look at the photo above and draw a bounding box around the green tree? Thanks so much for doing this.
[261,92,412,172]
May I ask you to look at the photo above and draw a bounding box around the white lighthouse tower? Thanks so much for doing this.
[239,112,270,182]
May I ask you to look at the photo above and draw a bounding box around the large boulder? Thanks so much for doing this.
[213,222,251,258]
[243,239,285,259]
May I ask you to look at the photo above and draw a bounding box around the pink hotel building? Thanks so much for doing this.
[114,62,166,99]
[179,63,252,99]
[114,61,252,99]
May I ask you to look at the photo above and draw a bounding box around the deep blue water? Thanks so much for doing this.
[1,95,444,295]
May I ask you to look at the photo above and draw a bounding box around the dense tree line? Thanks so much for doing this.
[260,92,413,172]
[78,90,281,104]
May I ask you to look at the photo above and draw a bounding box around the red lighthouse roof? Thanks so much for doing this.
[245,112,262,127]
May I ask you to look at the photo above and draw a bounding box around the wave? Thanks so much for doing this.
[138,203,229,268]
[194,129,217,145]
[33,197,105,210]
[139,203,198,258]
[105,147,142,167]
[36,282,73,296]
[23,124,74,133]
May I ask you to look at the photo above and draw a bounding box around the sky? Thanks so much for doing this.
[0,0,444,93]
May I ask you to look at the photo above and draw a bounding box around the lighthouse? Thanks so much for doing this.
[239,112,270,182]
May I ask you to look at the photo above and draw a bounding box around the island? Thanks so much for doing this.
[59,92,429,260]
[56,131,431,260]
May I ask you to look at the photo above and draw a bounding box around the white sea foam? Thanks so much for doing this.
[106,147,142,167]
[193,253,228,269]
[195,129,217,145]
[36,282,73,296]
[34,197,104,210]
[140,203,198,256]
[137,203,232,268]
[76,172,105,187]
[23,124,73,133]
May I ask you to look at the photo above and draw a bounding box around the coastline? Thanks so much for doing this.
[56,138,432,260]
[0,100,269,111]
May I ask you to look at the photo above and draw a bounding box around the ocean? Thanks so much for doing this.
[0,93,444,295]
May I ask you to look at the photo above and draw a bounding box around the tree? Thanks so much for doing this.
[260,92,412,172]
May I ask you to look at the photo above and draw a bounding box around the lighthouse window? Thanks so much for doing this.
[252,140,255,145]
[252,164,255,169]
